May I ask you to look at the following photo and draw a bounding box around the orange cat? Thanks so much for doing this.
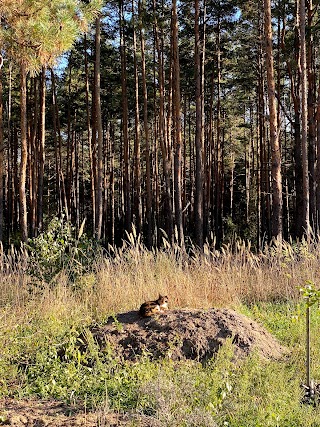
[139,294,169,317]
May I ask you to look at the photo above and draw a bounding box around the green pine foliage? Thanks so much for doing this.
[0,0,102,71]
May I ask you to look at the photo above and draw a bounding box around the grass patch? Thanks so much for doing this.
[2,238,320,424]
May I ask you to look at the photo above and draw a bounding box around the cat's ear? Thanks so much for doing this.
[159,294,162,299]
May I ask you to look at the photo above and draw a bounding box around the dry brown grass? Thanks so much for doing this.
[1,237,320,327]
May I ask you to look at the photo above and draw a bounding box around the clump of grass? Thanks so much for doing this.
[84,236,320,316]
[2,233,320,317]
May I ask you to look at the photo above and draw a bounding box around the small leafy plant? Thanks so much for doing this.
[300,280,320,406]
[25,217,103,286]
[301,280,320,308]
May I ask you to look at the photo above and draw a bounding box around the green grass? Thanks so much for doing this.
[1,300,320,426]
[2,236,320,425]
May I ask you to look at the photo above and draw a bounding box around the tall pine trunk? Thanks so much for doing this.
[0,57,3,242]
[93,16,103,239]
[307,1,316,229]
[299,0,310,235]
[214,15,224,246]
[132,0,142,235]
[153,0,173,242]
[172,0,184,246]
[51,69,64,217]
[139,0,153,247]
[37,67,45,233]
[120,0,131,233]
[264,0,283,239]
[194,0,204,248]
[84,35,95,235]
[20,62,28,242]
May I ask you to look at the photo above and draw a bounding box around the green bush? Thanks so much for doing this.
[26,217,103,285]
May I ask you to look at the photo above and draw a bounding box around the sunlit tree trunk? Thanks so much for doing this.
[29,77,38,238]
[264,0,283,239]
[93,16,103,239]
[132,0,142,235]
[194,0,204,248]
[214,15,224,246]
[84,34,95,235]
[20,62,28,242]
[37,66,45,233]
[120,0,131,233]
[172,0,184,246]
[51,69,64,217]
[139,0,153,247]
[316,84,320,227]
[299,0,310,235]
[0,57,3,242]
[306,0,316,229]
[153,0,173,242]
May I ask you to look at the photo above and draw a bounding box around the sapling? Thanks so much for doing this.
[300,280,320,405]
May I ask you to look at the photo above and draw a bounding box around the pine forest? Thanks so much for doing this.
[0,0,319,249]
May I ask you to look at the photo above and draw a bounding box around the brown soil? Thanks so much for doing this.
[0,308,285,426]
[0,399,161,427]
[91,308,285,362]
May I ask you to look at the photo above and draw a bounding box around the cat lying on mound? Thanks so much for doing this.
[139,294,169,317]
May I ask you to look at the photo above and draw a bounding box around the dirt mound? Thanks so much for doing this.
[0,399,161,427]
[91,308,285,362]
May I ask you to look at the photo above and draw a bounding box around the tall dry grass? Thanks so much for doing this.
[1,236,320,327]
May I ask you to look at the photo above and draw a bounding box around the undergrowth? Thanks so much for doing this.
[1,231,320,425]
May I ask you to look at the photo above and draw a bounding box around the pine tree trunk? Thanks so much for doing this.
[84,34,95,235]
[94,16,103,239]
[264,0,283,239]
[20,62,28,242]
[51,69,64,217]
[132,0,142,235]
[214,16,224,246]
[307,0,316,229]
[66,57,73,220]
[29,77,38,238]
[153,0,173,242]
[6,64,12,240]
[13,127,19,234]
[299,0,310,235]
[194,0,204,248]
[110,123,115,245]
[172,0,184,247]
[139,0,153,248]
[37,67,45,233]
[284,23,303,237]
[207,71,214,237]
[120,0,131,234]
[0,57,3,242]
[315,81,320,229]
[51,69,63,215]
[257,13,266,246]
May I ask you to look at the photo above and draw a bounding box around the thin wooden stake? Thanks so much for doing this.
[306,304,311,390]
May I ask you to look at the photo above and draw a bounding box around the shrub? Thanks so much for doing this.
[26,217,103,286]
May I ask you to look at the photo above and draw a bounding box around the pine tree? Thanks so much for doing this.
[0,0,101,241]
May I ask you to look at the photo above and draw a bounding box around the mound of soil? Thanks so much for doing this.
[91,308,285,362]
